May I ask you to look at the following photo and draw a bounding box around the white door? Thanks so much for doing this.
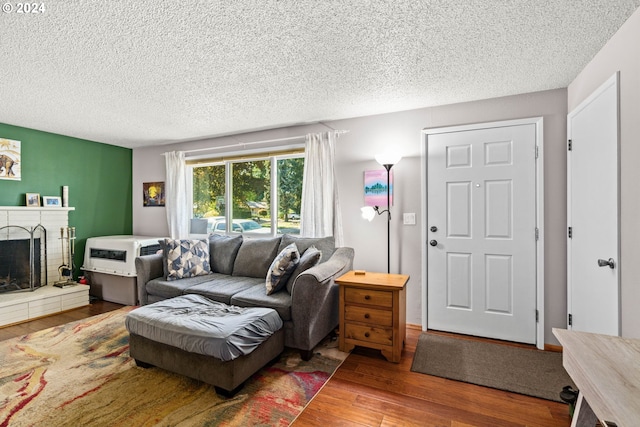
[567,73,619,336]
[426,121,539,344]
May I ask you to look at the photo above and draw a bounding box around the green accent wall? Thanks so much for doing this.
[0,122,132,278]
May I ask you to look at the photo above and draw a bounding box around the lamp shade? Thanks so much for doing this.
[375,152,402,166]
[361,206,376,221]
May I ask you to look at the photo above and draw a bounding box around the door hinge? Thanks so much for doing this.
[568,139,572,151]
[568,313,573,326]
[535,228,539,241]
[568,227,572,238]
[536,310,539,323]
[535,146,539,159]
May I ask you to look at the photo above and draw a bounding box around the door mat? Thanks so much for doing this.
[410,333,575,402]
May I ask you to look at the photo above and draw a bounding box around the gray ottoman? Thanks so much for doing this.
[125,294,284,396]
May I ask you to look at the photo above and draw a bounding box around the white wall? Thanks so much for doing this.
[568,7,640,339]
[133,88,568,344]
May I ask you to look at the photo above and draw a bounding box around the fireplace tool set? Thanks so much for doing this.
[55,226,78,288]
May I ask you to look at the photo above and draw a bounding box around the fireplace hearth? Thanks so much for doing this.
[0,225,47,293]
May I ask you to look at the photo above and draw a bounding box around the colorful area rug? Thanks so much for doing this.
[0,307,347,427]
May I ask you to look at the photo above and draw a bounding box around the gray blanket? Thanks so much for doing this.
[125,294,283,361]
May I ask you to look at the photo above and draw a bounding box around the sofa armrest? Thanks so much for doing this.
[135,253,164,305]
[289,247,354,351]
[297,247,355,284]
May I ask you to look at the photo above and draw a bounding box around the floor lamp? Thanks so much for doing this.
[361,153,401,274]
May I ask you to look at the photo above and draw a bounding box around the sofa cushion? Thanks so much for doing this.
[232,236,281,278]
[162,239,211,280]
[209,234,243,274]
[266,243,300,295]
[286,246,322,294]
[185,275,264,305]
[278,234,335,263]
[230,284,292,321]
[146,274,216,300]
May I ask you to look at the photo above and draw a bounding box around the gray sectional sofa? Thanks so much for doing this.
[135,233,354,360]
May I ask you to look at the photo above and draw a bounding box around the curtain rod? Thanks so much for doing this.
[162,130,349,156]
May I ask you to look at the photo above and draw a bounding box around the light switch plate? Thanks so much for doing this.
[403,213,416,225]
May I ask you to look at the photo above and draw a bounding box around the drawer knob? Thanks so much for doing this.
[364,332,370,338]
[364,295,371,300]
[364,313,370,319]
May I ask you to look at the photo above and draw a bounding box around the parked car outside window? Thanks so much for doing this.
[207,218,271,234]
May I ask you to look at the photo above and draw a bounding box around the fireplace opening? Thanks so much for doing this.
[0,225,47,293]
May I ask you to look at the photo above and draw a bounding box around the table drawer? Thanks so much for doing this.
[344,288,392,307]
[345,305,393,326]
[344,323,393,346]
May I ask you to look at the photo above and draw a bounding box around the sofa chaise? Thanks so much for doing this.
[135,233,354,360]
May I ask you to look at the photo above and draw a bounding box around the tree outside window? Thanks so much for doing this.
[278,157,304,233]
[191,154,304,235]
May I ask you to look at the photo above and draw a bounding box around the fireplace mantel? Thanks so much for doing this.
[0,206,75,211]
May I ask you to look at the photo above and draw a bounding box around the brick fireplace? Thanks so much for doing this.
[0,206,73,286]
[0,206,89,326]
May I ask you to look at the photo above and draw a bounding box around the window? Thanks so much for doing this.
[190,152,304,235]
[232,160,271,232]
[192,164,225,218]
[277,157,304,233]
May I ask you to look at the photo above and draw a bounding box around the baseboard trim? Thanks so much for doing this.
[408,324,564,352]
[544,343,563,352]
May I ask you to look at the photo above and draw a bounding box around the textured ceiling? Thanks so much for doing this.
[1,1,639,149]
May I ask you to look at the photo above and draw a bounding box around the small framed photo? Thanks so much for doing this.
[43,196,62,207]
[26,193,41,207]
[143,181,165,207]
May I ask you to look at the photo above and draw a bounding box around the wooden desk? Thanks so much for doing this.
[553,328,640,427]
[336,271,409,363]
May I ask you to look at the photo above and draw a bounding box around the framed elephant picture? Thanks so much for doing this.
[0,138,21,181]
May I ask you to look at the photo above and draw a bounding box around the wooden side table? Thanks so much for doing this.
[553,328,640,427]
[336,271,409,363]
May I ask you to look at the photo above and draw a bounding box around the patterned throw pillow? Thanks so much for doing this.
[162,239,211,281]
[266,243,300,295]
[286,246,322,294]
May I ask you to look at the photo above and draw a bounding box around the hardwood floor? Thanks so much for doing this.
[1,303,571,427]
[293,327,571,427]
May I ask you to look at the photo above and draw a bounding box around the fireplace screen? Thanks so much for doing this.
[0,224,47,293]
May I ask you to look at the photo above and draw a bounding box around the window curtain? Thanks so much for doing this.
[164,151,189,239]
[300,131,344,246]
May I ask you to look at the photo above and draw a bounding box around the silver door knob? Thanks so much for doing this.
[597,258,615,269]
[429,240,438,247]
